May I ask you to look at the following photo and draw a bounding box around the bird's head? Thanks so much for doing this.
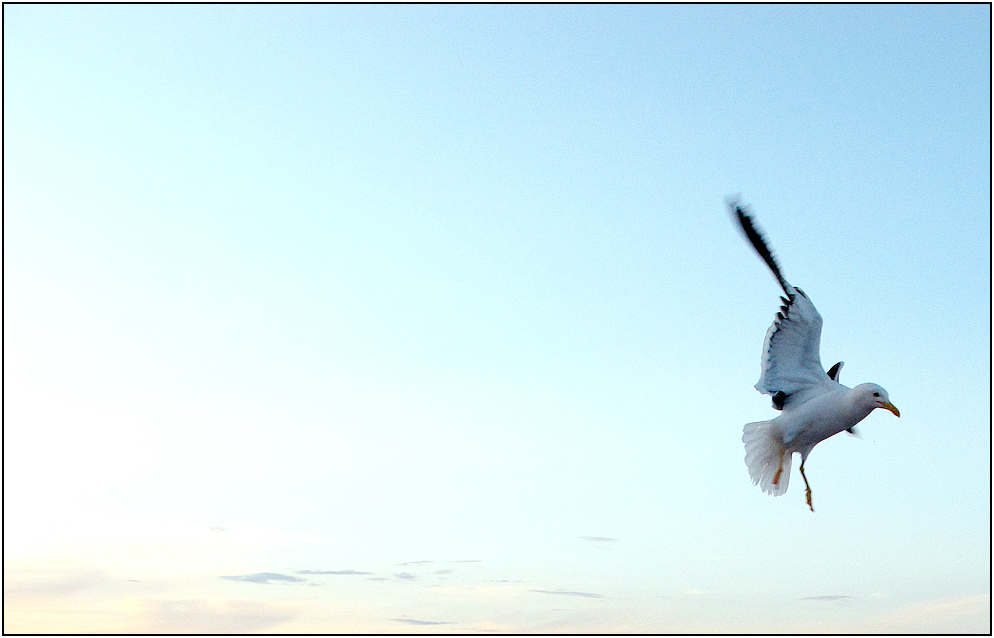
[854,383,900,417]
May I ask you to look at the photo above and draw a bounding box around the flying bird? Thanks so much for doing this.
[731,199,900,511]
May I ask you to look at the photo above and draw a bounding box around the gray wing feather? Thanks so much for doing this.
[755,287,830,399]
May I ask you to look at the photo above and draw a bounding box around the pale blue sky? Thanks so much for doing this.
[4,4,990,633]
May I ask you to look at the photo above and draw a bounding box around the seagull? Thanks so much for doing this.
[731,199,899,511]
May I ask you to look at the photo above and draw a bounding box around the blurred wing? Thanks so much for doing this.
[756,287,832,403]
[730,200,792,297]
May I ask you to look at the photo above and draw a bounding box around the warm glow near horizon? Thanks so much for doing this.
[4,4,990,633]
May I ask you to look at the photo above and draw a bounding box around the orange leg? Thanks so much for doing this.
[772,448,785,485]
[800,462,813,512]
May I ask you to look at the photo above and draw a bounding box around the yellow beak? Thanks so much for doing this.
[879,401,900,417]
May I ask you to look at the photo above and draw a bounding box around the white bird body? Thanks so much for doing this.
[774,383,872,456]
[779,384,872,451]
[732,200,899,510]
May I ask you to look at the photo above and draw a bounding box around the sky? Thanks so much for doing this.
[3,4,990,634]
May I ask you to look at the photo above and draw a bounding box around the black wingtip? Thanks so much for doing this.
[728,198,792,296]
[827,361,844,382]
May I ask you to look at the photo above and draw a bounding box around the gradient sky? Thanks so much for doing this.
[4,4,990,634]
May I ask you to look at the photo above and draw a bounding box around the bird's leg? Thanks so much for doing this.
[773,448,785,486]
[799,461,814,512]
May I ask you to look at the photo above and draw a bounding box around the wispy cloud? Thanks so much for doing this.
[137,599,294,633]
[391,618,454,626]
[397,560,433,566]
[295,569,371,576]
[579,536,617,542]
[868,594,991,633]
[531,589,604,599]
[394,572,418,581]
[221,572,305,585]
[801,595,854,602]
[4,569,107,598]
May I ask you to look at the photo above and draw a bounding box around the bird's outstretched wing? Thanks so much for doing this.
[730,200,832,407]
[757,287,831,402]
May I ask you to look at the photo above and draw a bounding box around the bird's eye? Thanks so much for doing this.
[872,392,880,397]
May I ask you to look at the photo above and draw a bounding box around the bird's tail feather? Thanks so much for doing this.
[743,420,790,496]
